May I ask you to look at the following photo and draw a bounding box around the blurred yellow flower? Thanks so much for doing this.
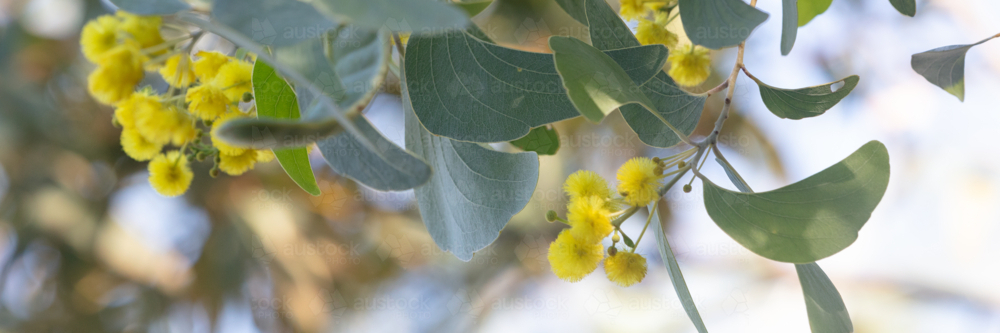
[148,150,193,197]
[256,150,275,163]
[87,43,144,105]
[186,84,230,120]
[121,128,162,161]
[567,196,613,244]
[114,90,158,129]
[136,102,196,146]
[193,51,231,81]
[619,0,648,20]
[636,18,677,48]
[160,54,196,87]
[218,149,258,175]
[116,11,164,50]
[211,112,249,156]
[604,251,647,287]
[617,157,662,206]
[212,61,254,102]
[667,44,712,87]
[80,15,120,63]
[548,230,603,282]
[563,170,612,201]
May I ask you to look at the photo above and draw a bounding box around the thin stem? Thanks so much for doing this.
[705,80,729,96]
[631,200,658,253]
[697,0,756,149]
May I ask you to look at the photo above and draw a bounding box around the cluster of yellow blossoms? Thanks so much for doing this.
[547,156,687,287]
[81,11,273,197]
[620,0,712,87]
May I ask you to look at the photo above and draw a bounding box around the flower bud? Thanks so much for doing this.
[242,92,254,103]
[545,210,558,222]
[683,184,692,193]
[677,161,686,168]
[209,167,220,178]
[607,246,618,256]
[612,233,621,243]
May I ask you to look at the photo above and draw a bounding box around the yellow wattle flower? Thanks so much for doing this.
[256,150,275,163]
[80,15,121,63]
[211,112,250,156]
[563,170,612,200]
[87,43,144,105]
[186,84,230,120]
[135,101,196,146]
[116,11,164,50]
[212,60,254,102]
[548,230,604,282]
[148,150,193,197]
[160,54,196,88]
[604,251,647,287]
[667,44,712,87]
[635,18,677,49]
[567,196,614,244]
[218,149,259,176]
[114,90,158,129]
[193,51,231,81]
[121,128,162,161]
[619,0,648,21]
[616,157,662,206]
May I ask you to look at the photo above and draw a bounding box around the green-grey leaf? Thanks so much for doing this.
[455,0,493,17]
[888,0,915,17]
[307,0,469,33]
[404,26,575,142]
[798,0,833,26]
[678,0,769,49]
[550,36,656,123]
[402,61,539,261]
[911,36,997,102]
[653,206,708,333]
[752,74,859,119]
[110,0,189,15]
[252,60,321,196]
[318,116,432,191]
[510,126,560,155]
[796,263,854,333]
[621,232,635,248]
[702,140,890,263]
[781,0,798,55]
[558,0,703,148]
[212,0,335,47]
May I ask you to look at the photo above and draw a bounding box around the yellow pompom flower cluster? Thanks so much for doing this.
[80,12,274,197]
[547,154,693,286]
[636,12,678,49]
[667,44,712,87]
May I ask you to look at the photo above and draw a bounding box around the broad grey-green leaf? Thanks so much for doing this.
[213,118,344,149]
[557,0,703,148]
[678,0,769,49]
[888,0,915,17]
[455,0,493,17]
[307,0,469,33]
[702,140,890,263]
[252,60,321,196]
[555,0,640,51]
[510,126,560,155]
[403,62,539,261]
[781,0,798,55]
[752,74,860,119]
[550,36,657,123]
[110,0,189,15]
[653,206,708,333]
[796,263,854,333]
[212,0,335,47]
[911,35,997,102]
[319,116,432,191]
[798,0,833,26]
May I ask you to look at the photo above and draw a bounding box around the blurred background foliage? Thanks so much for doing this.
[1,0,999,332]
